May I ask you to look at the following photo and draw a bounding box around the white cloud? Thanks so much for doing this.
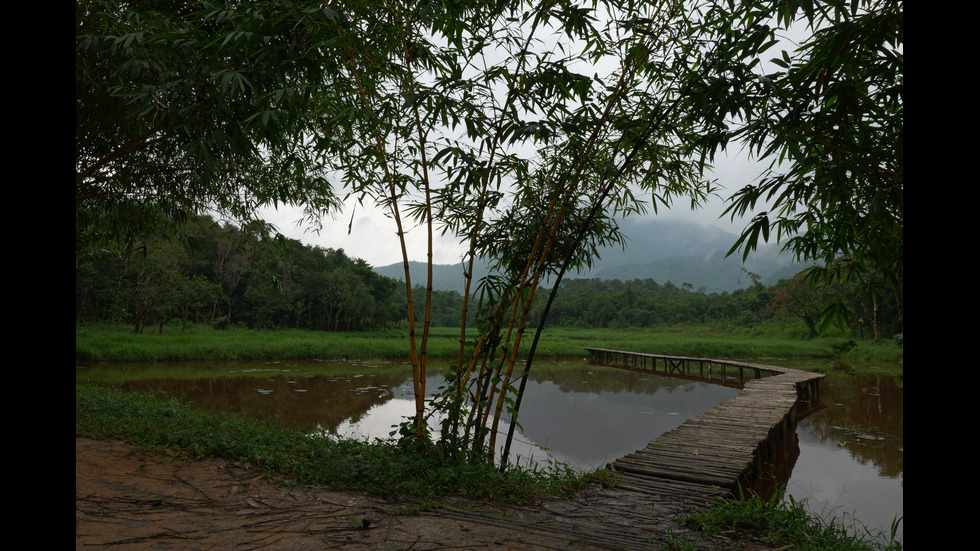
[259,151,773,269]
[259,201,468,268]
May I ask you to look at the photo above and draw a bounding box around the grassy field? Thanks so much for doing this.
[76,323,903,373]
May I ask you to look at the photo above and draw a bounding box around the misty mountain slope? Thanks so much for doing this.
[373,219,804,294]
[591,218,738,264]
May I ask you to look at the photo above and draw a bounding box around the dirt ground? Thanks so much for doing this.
[75,437,769,550]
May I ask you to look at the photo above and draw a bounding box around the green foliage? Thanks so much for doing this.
[76,0,342,250]
[523,275,901,339]
[76,214,401,333]
[212,316,231,330]
[831,340,857,356]
[683,487,903,551]
[76,383,593,503]
[678,0,903,330]
[273,0,719,451]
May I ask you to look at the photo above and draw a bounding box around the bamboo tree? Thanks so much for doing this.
[469,0,708,464]
[307,0,713,463]
[327,4,438,439]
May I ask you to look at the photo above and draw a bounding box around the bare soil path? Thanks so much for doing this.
[75,438,768,550]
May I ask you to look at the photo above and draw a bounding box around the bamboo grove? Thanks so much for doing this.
[308,0,723,462]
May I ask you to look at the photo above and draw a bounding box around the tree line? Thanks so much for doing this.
[530,274,902,339]
[76,214,901,339]
[76,215,402,333]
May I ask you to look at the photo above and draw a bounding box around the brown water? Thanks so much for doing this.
[763,359,903,542]
[76,356,902,542]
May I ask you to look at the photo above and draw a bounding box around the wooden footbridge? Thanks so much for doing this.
[586,348,825,507]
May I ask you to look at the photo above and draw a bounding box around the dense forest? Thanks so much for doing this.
[76,215,902,340]
[75,215,401,333]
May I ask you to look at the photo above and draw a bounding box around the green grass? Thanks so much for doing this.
[75,324,430,362]
[75,382,599,504]
[533,326,902,363]
[76,323,903,371]
[679,487,903,551]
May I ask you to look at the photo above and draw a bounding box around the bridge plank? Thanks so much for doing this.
[586,348,824,506]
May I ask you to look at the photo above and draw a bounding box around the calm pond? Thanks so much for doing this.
[76,356,902,542]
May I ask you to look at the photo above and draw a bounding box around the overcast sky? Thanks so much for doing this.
[258,149,769,268]
[256,9,792,268]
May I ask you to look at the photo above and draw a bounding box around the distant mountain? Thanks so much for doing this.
[373,219,806,294]
[373,259,489,295]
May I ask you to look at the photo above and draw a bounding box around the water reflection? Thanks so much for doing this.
[85,359,740,471]
[798,371,904,477]
[515,364,740,469]
[761,361,903,542]
[114,366,408,433]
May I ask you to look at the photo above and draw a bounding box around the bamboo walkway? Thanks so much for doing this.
[586,348,824,508]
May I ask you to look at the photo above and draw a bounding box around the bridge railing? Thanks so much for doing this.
[585,347,815,394]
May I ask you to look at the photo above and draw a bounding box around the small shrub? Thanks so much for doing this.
[684,487,902,551]
[831,340,857,356]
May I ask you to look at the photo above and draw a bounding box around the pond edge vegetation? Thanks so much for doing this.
[76,384,901,551]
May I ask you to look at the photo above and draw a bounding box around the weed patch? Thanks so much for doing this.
[75,383,595,504]
[681,487,903,551]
